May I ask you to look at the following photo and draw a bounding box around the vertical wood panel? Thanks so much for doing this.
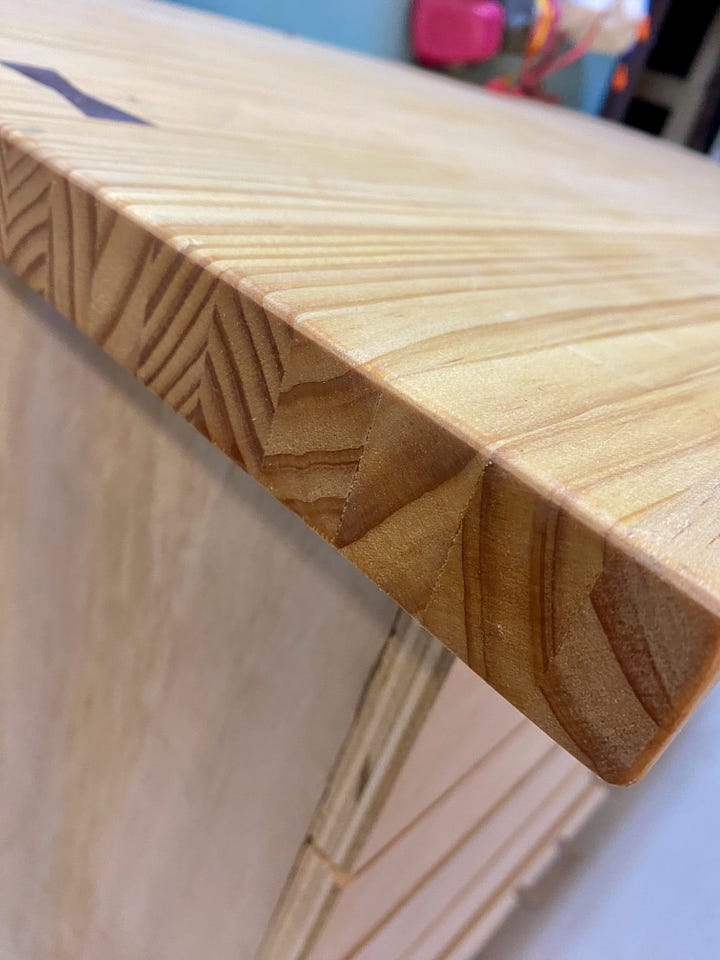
[0,267,396,960]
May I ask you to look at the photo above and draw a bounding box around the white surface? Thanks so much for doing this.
[480,683,720,960]
[561,0,648,55]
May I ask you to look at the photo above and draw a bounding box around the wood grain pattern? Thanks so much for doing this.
[414,782,607,960]
[261,614,454,960]
[1,0,719,782]
[306,721,602,960]
[0,275,603,960]
[0,265,398,960]
[268,651,606,960]
[357,656,525,869]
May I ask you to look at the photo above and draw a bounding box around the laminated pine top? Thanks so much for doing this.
[1,0,719,784]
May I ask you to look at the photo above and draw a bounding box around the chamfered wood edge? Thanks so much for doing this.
[1,125,718,784]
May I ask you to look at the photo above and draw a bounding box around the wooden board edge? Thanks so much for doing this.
[258,614,453,960]
[2,126,719,784]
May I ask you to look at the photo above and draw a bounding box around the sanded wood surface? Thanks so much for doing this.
[0,266,397,960]
[261,614,454,960]
[0,0,719,782]
[0,275,603,960]
[356,657,525,869]
[267,650,606,960]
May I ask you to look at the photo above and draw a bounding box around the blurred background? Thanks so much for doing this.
[171,0,720,156]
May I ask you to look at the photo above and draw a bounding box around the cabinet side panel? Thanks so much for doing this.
[0,267,396,960]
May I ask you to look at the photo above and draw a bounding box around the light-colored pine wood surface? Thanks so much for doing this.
[1,0,719,782]
[260,614,454,960]
[0,265,398,960]
[356,656,524,869]
[413,782,607,960]
[306,708,602,960]
[267,647,605,960]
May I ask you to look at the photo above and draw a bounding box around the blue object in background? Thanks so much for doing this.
[170,0,411,60]
[581,51,616,115]
[170,0,615,115]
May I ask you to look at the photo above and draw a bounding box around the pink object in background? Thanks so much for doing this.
[411,0,505,66]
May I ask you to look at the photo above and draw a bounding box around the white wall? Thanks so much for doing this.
[480,682,720,959]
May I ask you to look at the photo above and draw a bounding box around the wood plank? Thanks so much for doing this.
[1,0,719,781]
[430,784,607,960]
[260,615,453,960]
[309,750,592,959]
[309,616,453,873]
[356,660,524,868]
[307,725,560,958]
[268,647,606,960]
[0,265,397,960]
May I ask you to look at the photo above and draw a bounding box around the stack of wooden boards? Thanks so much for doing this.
[267,619,605,960]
